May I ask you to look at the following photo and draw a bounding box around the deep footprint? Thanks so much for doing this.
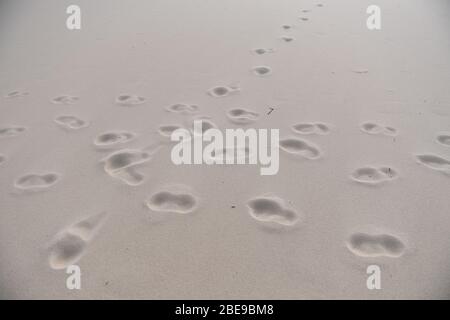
[246,195,299,226]
[436,134,450,146]
[360,122,397,136]
[207,85,240,98]
[292,122,330,135]
[252,66,272,76]
[14,173,60,191]
[4,90,29,99]
[51,95,79,105]
[115,94,146,106]
[252,48,274,55]
[146,188,198,214]
[415,154,450,171]
[279,137,321,159]
[54,115,89,130]
[94,131,136,149]
[0,126,26,138]
[48,212,108,269]
[351,166,398,185]
[226,108,259,125]
[280,36,294,42]
[166,103,198,114]
[346,232,405,258]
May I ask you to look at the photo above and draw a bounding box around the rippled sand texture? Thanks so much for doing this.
[1,0,450,299]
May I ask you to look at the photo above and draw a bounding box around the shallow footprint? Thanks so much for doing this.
[166,103,198,114]
[51,95,79,105]
[252,66,272,77]
[351,166,398,185]
[436,133,450,146]
[246,195,299,226]
[279,137,321,159]
[360,122,397,136]
[0,126,26,138]
[146,187,198,214]
[292,122,330,135]
[48,212,108,269]
[252,48,274,55]
[207,85,240,98]
[54,115,89,130]
[280,36,294,42]
[14,172,60,191]
[115,94,146,106]
[94,131,136,149]
[101,149,152,186]
[158,124,184,138]
[346,232,405,258]
[0,154,6,165]
[226,108,259,125]
[4,90,29,99]
[415,154,450,172]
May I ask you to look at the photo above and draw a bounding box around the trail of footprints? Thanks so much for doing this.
[5,2,446,270]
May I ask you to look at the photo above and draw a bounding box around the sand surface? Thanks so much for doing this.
[1,0,450,299]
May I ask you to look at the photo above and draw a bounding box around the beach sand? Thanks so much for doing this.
[1,0,450,299]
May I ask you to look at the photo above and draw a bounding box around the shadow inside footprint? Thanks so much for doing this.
[247,195,299,226]
[437,134,450,146]
[252,66,272,76]
[347,232,405,258]
[351,166,398,185]
[292,122,330,135]
[115,94,146,106]
[54,115,89,130]
[207,85,240,98]
[0,126,26,138]
[94,131,136,149]
[416,154,450,171]
[14,173,60,191]
[146,189,198,214]
[226,108,259,125]
[279,138,321,159]
[166,103,199,114]
[360,122,397,136]
[51,95,79,105]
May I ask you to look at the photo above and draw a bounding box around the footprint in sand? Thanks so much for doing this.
[415,154,450,174]
[292,122,330,135]
[101,149,154,186]
[252,48,274,55]
[436,133,450,147]
[0,126,26,138]
[54,115,89,130]
[252,66,272,77]
[47,212,108,270]
[351,166,398,185]
[14,172,60,191]
[51,95,79,105]
[0,154,6,165]
[166,103,199,114]
[246,195,299,226]
[346,232,405,258]
[94,131,136,149]
[146,186,198,214]
[282,24,293,30]
[115,94,146,106]
[187,116,218,136]
[279,137,321,159]
[299,17,309,21]
[226,108,259,125]
[207,85,240,98]
[280,36,294,42]
[157,124,184,138]
[4,90,29,99]
[360,122,397,136]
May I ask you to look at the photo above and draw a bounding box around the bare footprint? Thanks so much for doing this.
[94,131,136,149]
[166,103,198,114]
[207,85,240,98]
[415,154,450,173]
[246,195,299,226]
[0,154,6,165]
[360,122,397,136]
[436,133,450,146]
[146,187,198,214]
[14,172,60,191]
[346,232,405,258]
[252,48,274,55]
[282,24,293,30]
[252,66,272,77]
[54,115,89,130]
[0,126,26,138]
[292,122,330,135]
[351,166,398,185]
[299,17,309,21]
[158,124,184,138]
[101,149,153,186]
[115,94,146,106]
[280,36,294,42]
[279,137,321,159]
[226,108,259,125]
[48,212,108,270]
[51,95,79,105]
[4,90,29,99]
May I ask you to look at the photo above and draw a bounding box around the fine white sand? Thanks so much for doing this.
[1,0,450,299]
